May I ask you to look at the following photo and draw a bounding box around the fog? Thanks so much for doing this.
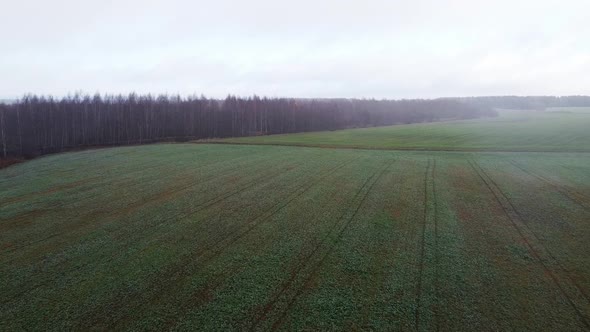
[1,0,588,98]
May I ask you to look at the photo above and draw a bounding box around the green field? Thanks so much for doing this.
[211,110,590,152]
[2,111,590,330]
[1,142,590,330]
[547,106,590,114]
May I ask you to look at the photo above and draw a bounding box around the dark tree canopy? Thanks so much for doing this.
[0,94,497,159]
[458,95,590,110]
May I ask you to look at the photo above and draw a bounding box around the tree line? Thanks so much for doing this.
[0,94,495,159]
[458,95,590,110]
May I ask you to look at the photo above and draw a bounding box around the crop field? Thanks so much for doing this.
[212,110,590,152]
[1,142,590,330]
[547,107,590,114]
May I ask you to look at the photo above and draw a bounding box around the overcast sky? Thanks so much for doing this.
[1,0,588,99]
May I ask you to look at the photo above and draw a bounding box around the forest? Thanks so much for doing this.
[0,95,495,159]
[459,95,590,110]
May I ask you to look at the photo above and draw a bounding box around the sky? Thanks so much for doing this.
[1,0,589,99]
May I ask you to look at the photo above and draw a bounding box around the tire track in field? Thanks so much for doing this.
[0,177,102,207]
[1,174,157,255]
[247,160,392,331]
[467,159,590,329]
[473,159,590,304]
[99,157,353,328]
[0,160,297,306]
[248,164,383,330]
[146,157,361,331]
[432,159,441,332]
[508,159,590,211]
[1,148,258,218]
[188,157,360,265]
[0,155,268,257]
[359,237,400,330]
[2,151,258,218]
[415,159,430,331]
[0,153,242,239]
[106,154,268,220]
[269,161,392,331]
[357,163,407,330]
[415,158,439,331]
[0,151,184,208]
[1,167,283,307]
[486,161,590,306]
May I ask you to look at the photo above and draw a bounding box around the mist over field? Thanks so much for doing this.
[1,1,590,331]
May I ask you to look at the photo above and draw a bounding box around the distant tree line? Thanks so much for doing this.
[0,94,495,159]
[459,95,590,110]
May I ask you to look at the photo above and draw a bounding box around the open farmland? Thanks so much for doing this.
[546,107,590,114]
[1,143,590,330]
[211,110,590,152]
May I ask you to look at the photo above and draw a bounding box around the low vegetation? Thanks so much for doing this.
[1,141,589,330]
[2,108,589,330]
[212,109,590,152]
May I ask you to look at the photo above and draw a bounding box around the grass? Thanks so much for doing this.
[208,110,590,152]
[546,106,590,113]
[1,143,590,330]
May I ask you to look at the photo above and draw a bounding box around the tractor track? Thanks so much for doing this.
[247,163,385,330]
[153,158,361,331]
[0,160,297,306]
[508,159,590,211]
[432,158,441,332]
[189,157,360,264]
[269,161,392,331]
[249,160,392,331]
[415,158,440,331]
[415,159,431,330]
[475,159,590,304]
[358,166,402,329]
[0,152,259,242]
[1,154,272,257]
[468,159,590,329]
[103,157,360,330]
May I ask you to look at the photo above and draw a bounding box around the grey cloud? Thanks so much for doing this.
[1,0,588,98]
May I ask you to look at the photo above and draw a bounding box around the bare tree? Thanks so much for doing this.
[0,93,502,159]
[0,106,6,158]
